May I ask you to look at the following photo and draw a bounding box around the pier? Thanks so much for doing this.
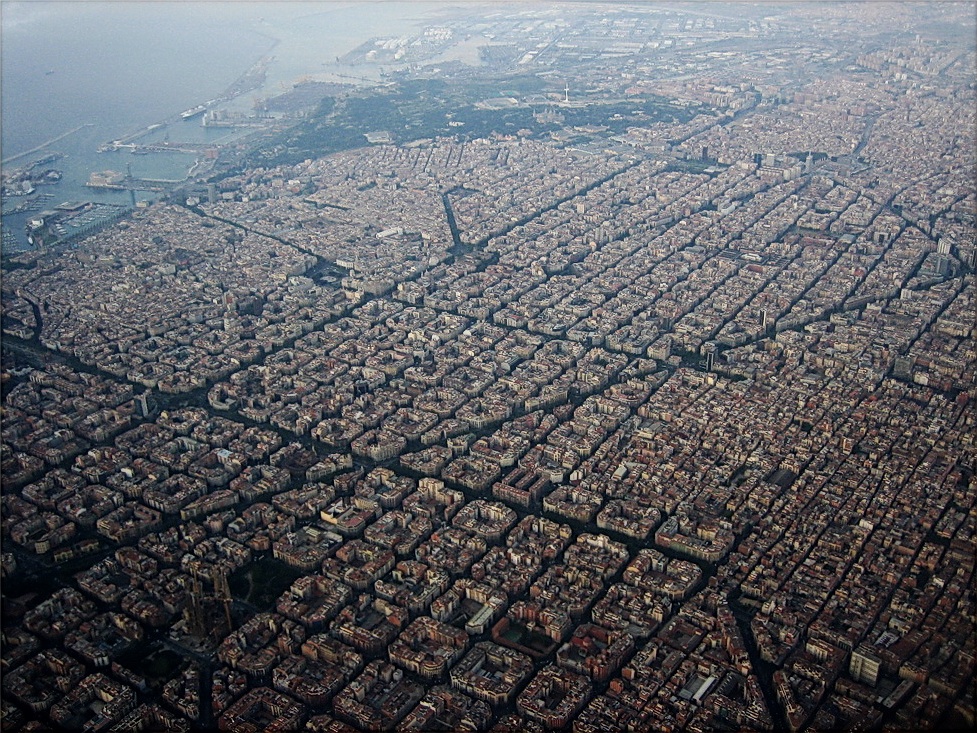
[97,140,219,156]
[1,124,94,166]
[86,176,183,193]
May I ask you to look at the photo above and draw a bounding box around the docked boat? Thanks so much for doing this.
[180,104,207,120]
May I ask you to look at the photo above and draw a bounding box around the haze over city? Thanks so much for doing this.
[1,2,974,731]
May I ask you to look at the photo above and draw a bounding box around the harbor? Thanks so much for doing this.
[96,55,274,154]
[2,32,358,256]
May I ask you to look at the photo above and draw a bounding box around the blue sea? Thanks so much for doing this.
[1,1,447,252]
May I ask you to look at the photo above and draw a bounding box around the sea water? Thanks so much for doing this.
[1,1,445,252]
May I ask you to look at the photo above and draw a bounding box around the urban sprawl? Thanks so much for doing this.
[1,4,975,732]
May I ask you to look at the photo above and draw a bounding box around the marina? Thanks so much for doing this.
[1,193,56,216]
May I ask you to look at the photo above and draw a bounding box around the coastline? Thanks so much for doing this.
[0,1,450,254]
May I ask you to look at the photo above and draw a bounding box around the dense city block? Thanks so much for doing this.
[1,3,974,732]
